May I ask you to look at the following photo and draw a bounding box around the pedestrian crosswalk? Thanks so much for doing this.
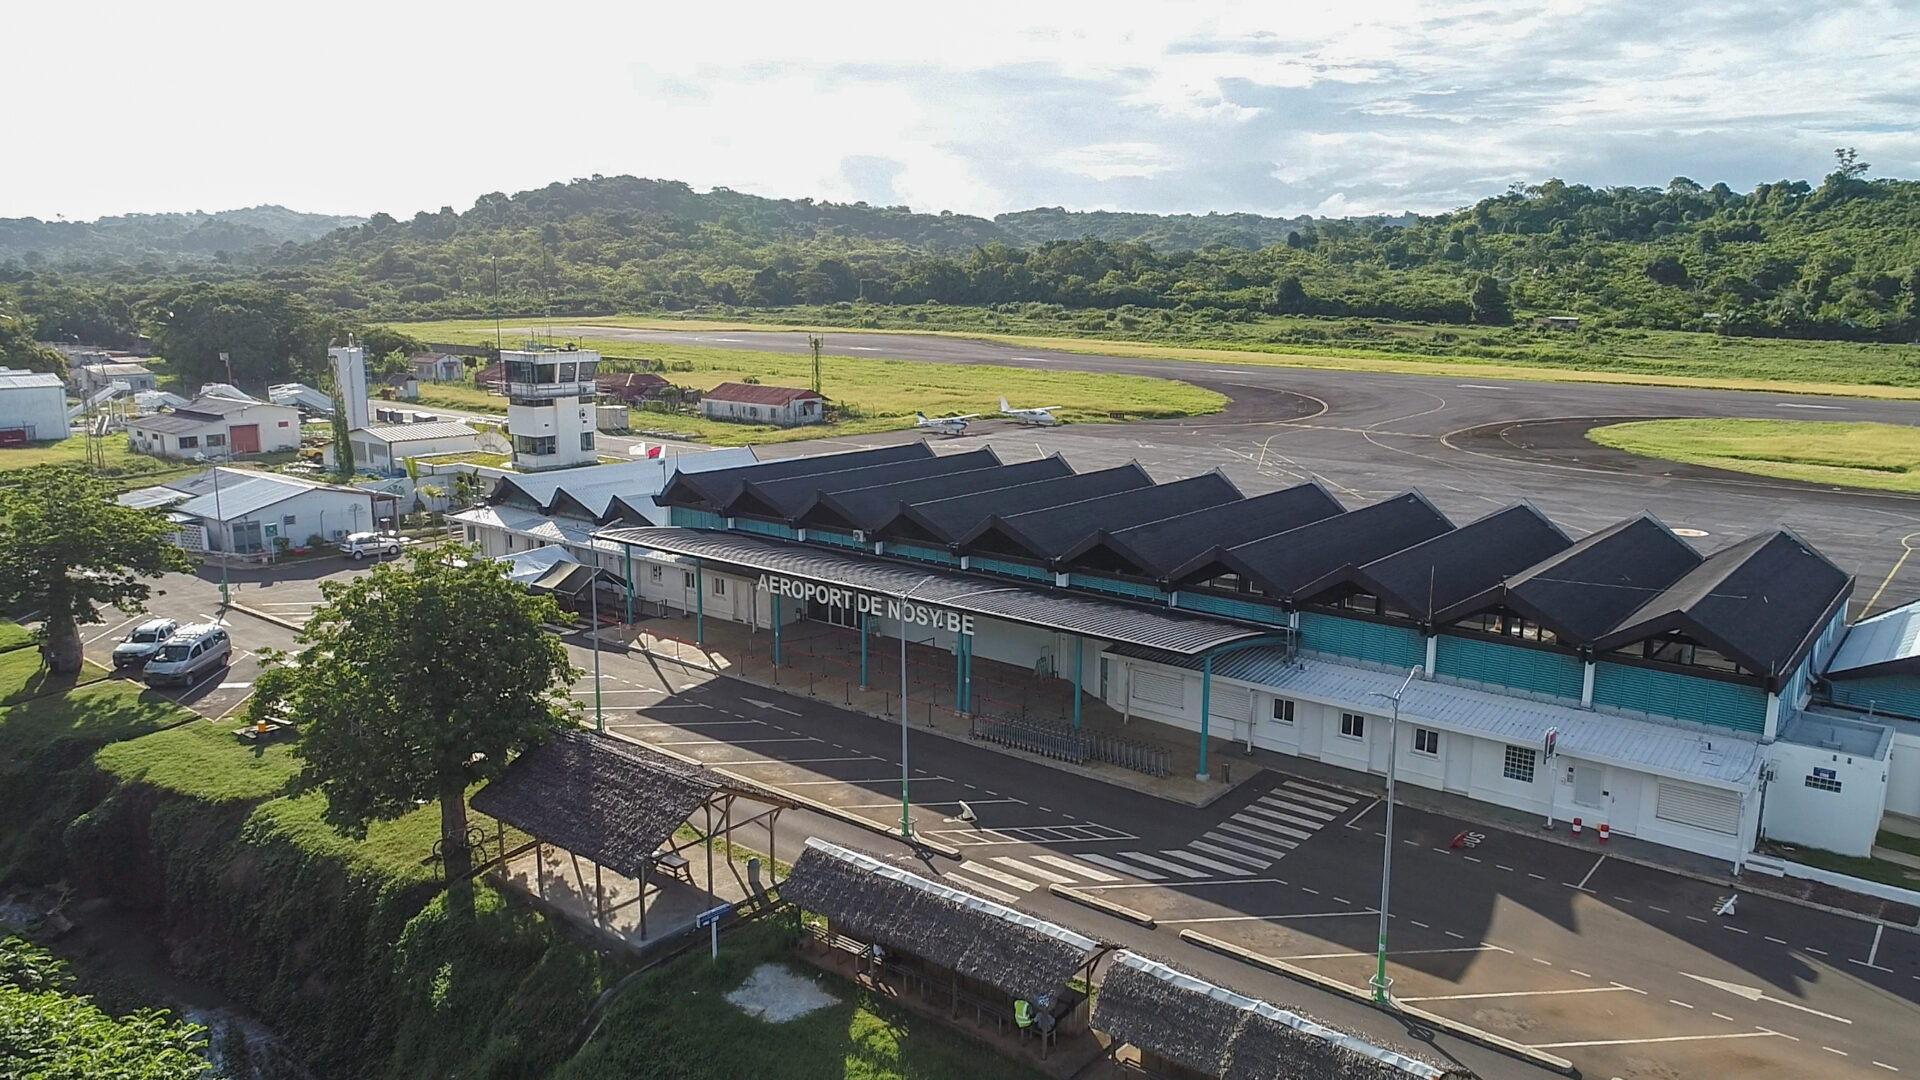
[936,779,1361,899]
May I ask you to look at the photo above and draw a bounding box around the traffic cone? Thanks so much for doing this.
[1571,817,1583,837]
[1598,823,1610,843]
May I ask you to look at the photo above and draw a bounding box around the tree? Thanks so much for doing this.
[259,552,577,883]
[1,937,210,1079]
[1645,254,1692,289]
[330,394,354,480]
[0,467,195,674]
[0,311,67,377]
[1466,274,1511,325]
[143,281,338,387]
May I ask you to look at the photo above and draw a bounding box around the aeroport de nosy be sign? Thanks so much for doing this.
[756,574,975,636]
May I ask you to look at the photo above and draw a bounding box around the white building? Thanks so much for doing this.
[120,467,395,552]
[699,382,824,427]
[502,347,600,471]
[0,369,72,443]
[409,352,466,382]
[72,361,158,396]
[348,420,480,475]
[328,346,370,431]
[127,396,303,460]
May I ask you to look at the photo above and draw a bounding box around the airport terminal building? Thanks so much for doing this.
[517,440,1914,865]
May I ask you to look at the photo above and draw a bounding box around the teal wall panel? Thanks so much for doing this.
[733,518,795,539]
[1174,591,1288,627]
[1069,574,1163,600]
[890,543,957,566]
[808,529,865,549]
[1298,610,1424,668]
[971,556,1049,581]
[1435,635,1584,700]
[1831,674,1920,720]
[669,507,725,529]
[1592,661,1766,733]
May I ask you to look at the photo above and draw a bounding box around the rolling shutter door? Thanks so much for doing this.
[1210,685,1251,722]
[1131,669,1185,710]
[1655,781,1741,834]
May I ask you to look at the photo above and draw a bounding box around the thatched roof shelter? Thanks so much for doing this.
[471,729,792,878]
[782,839,1103,1002]
[1096,953,1456,1080]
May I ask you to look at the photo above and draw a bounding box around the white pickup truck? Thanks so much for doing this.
[338,532,403,560]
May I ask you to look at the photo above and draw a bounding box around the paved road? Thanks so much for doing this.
[565,631,1920,1080]
[561,326,1920,615]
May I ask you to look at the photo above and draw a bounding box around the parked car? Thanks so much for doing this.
[142,624,232,688]
[112,617,180,669]
[339,532,402,560]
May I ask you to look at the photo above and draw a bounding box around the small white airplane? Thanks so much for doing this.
[999,397,1061,426]
[914,412,980,436]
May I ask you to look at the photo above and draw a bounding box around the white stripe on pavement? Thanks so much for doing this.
[1230,812,1314,841]
[1114,851,1210,879]
[944,874,1021,905]
[1189,841,1269,868]
[991,857,1075,885]
[1257,795,1336,821]
[1032,854,1122,882]
[1204,831,1295,860]
[1220,820,1310,846]
[1282,779,1356,804]
[1076,853,1167,881]
[1156,849,1253,876]
[1276,785,1351,812]
[1239,804,1327,832]
[959,863,1043,891]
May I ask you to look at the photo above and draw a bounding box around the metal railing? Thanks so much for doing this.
[968,714,1171,778]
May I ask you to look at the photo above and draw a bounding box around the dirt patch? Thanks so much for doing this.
[725,962,840,1023]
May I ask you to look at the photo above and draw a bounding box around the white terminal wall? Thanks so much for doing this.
[1763,736,1887,857]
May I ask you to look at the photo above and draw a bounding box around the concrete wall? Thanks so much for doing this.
[0,383,71,440]
[364,433,478,472]
[1764,738,1888,857]
[1889,727,1920,820]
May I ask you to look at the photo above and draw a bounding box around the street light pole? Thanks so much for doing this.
[897,578,929,842]
[591,570,603,732]
[1367,666,1420,1004]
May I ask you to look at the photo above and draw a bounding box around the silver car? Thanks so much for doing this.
[112,617,180,669]
[142,624,232,688]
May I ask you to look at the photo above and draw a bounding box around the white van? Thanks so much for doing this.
[142,624,232,688]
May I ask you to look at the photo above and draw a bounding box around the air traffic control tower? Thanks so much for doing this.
[503,345,600,470]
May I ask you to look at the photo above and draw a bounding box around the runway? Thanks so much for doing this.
[553,325,1920,614]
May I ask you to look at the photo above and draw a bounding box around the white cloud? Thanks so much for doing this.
[8,0,1920,221]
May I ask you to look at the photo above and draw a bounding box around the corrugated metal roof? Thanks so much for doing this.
[174,472,339,520]
[454,505,626,553]
[117,485,191,510]
[356,421,479,442]
[597,527,1271,655]
[1105,643,1760,787]
[703,381,824,406]
[1827,599,1920,676]
[130,412,216,435]
[0,371,66,390]
[495,448,757,514]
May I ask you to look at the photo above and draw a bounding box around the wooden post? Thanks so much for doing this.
[704,800,715,899]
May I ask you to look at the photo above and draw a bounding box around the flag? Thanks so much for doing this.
[647,444,663,459]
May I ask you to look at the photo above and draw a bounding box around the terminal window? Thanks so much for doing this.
[1503,745,1537,783]
[1339,713,1365,739]
[1271,698,1295,724]
[1414,728,1440,755]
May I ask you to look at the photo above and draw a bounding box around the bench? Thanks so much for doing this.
[654,850,693,884]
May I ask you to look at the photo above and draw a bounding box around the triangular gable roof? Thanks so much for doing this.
[1062,481,1346,580]
[1591,528,1852,682]
[1170,492,1453,600]
[1433,513,1704,646]
[959,472,1242,563]
[724,448,1001,521]
[883,464,1153,545]
[656,443,929,510]
[800,456,1074,534]
[1348,503,1571,621]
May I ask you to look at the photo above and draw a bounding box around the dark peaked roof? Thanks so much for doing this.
[1064,481,1346,579]
[961,472,1242,563]
[725,448,1000,520]
[800,456,1074,533]
[1173,492,1453,600]
[781,839,1101,1003]
[885,464,1153,544]
[1438,514,1703,645]
[1094,954,1453,1080]
[658,443,930,510]
[1353,504,1571,620]
[1592,529,1852,681]
[703,381,823,406]
[470,730,794,879]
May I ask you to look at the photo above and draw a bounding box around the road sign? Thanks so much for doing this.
[696,903,733,928]
[1543,727,1558,760]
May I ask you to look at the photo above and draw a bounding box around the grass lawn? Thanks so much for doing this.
[395,326,1227,446]
[553,919,1043,1080]
[396,312,1920,400]
[0,434,204,486]
[0,643,183,764]
[1588,419,1920,493]
[1778,845,1920,891]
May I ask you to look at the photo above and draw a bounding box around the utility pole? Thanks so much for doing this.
[809,334,823,395]
[591,571,604,732]
[1366,666,1420,1004]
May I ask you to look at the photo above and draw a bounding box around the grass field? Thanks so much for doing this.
[393,310,1920,401]
[1587,419,1920,493]
[0,434,207,485]
[393,326,1227,445]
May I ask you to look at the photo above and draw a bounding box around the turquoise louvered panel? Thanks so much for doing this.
[670,507,725,529]
[1173,591,1288,626]
[1298,611,1424,668]
[1435,635,1584,700]
[1830,674,1920,720]
[733,518,795,539]
[808,529,865,549]
[1069,573,1163,600]
[890,543,958,566]
[971,556,1049,581]
[1592,661,1767,733]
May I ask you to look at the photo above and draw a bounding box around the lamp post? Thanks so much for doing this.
[896,577,930,842]
[1366,666,1420,1004]
[195,453,230,606]
[591,567,603,733]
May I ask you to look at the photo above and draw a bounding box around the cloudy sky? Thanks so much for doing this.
[13,0,1920,222]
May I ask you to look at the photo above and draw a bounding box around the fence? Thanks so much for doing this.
[969,714,1171,778]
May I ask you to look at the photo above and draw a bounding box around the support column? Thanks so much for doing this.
[1197,653,1213,782]
[623,548,634,624]
[961,634,973,714]
[694,559,705,646]
[772,593,782,665]
[1072,635,1084,730]
[1424,634,1437,677]
[859,615,870,688]
[955,630,964,709]
[1580,659,1595,708]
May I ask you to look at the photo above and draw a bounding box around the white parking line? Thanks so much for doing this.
[710,756,876,765]
[1399,986,1636,1003]
[1285,945,1507,960]
[654,737,816,746]
[1162,911,1375,925]
[1531,1031,1785,1049]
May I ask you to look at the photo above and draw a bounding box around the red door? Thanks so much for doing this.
[229,424,261,454]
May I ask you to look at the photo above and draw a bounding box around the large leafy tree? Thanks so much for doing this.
[0,937,210,1079]
[259,551,577,883]
[0,467,195,674]
[143,280,339,388]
